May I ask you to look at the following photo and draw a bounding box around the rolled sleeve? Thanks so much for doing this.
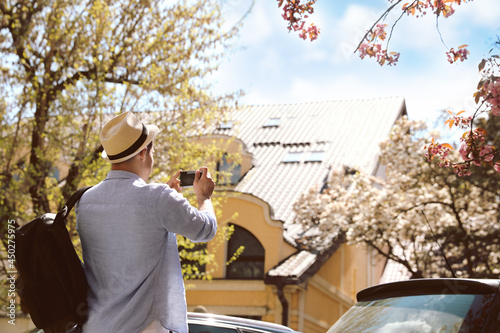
[156,187,217,242]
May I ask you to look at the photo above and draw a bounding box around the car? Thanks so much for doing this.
[327,278,500,333]
[25,312,300,333]
[188,312,300,333]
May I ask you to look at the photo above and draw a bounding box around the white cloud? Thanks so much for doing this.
[455,0,500,28]
[212,0,496,129]
[375,320,432,333]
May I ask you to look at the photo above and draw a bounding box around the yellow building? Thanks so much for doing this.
[2,98,406,332]
[185,97,407,332]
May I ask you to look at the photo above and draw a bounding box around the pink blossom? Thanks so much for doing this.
[358,42,370,59]
[374,24,387,40]
[479,145,494,162]
[446,47,469,64]
[458,141,469,161]
[485,80,500,116]
[494,162,500,173]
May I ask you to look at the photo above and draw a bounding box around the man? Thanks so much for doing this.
[76,112,217,333]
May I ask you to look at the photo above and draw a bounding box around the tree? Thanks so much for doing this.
[293,117,500,278]
[0,0,242,310]
[277,0,500,175]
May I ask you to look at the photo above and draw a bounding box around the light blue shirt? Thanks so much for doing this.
[76,171,217,333]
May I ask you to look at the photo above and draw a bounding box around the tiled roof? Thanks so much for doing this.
[215,97,406,251]
[265,234,346,286]
[267,251,318,279]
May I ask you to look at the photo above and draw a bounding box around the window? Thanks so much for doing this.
[217,153,241,185]
[217,121,233,130]
[305,151,325,162]
[264,118,280,127]
[50,167,60,181]
[189,324,237,333]
[282,151,303,163]
[328,293,493,333]
[226,225,265,279]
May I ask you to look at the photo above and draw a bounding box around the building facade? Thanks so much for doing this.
[185,97,407,332]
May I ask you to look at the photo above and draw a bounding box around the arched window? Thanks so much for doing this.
[217,153,241,185]
[226,225,265,280]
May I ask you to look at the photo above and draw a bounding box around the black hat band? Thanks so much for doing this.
[107,124,148,161]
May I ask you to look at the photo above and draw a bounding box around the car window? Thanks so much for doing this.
[189,323,239,333]
[327,293,495,333]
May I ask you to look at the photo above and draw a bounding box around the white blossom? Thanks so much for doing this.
[293,117,500,278]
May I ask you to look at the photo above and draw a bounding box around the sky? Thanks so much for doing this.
[211,0,500,127]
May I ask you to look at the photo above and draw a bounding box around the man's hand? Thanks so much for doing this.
[166,170,182,192]
[193,167,215,200]
[193,167,215,214]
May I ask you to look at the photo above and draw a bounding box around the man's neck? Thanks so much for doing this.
[111,160,147,182]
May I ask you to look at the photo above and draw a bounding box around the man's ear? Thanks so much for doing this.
[138,148,147,160]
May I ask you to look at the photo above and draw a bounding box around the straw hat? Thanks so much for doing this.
[100,112,159,163]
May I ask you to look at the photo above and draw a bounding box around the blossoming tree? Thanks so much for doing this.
[293,117,500,278]
[277,0,500,175]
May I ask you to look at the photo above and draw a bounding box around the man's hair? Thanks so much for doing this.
[113,141,153,166]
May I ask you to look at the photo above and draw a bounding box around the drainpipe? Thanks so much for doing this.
[276,283,289,327]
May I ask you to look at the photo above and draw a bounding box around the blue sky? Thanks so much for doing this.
[212,0,500,125]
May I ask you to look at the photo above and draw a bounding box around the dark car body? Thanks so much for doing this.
[26,312,299,333]
[188,312,299,333]
[327,278,500,333]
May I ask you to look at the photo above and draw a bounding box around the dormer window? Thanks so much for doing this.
[264,118,280,128]
[305,151,325,162]
[282,151,303,163]
[217,153,241,185]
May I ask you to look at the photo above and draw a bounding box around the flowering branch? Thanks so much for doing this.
[355,0,404,66]
[425,54,500,176]
[277,0,320,41]
[354,0,473,66]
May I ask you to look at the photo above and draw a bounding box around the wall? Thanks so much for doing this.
[207,194,296,279]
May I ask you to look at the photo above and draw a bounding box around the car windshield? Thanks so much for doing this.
[327,293,495,333]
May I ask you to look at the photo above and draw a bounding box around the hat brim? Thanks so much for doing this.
[102,124,159,163]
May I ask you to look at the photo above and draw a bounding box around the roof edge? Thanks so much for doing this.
[264,233,346,286]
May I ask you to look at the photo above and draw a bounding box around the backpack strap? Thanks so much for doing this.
[55,186,93,225]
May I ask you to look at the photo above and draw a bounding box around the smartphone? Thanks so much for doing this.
[179,170,201,187]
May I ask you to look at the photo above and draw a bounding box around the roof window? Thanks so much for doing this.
[305,151,325,162]
[282,151,303,163]
[264,118,280,128]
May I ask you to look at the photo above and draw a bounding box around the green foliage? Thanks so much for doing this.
[0,0,243,310]
[179,220,241,280]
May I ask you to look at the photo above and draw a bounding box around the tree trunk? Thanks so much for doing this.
[60,145,103,208]
[29,96,51,214]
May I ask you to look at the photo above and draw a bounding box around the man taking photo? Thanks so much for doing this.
[76,112,217,333]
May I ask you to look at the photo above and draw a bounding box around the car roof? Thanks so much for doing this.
[357,278,500,302]
[188,312,299,333]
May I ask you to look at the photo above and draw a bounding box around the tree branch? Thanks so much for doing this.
[354,0,404,53]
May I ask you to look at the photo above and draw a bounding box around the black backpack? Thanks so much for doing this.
[15,186,92,333]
